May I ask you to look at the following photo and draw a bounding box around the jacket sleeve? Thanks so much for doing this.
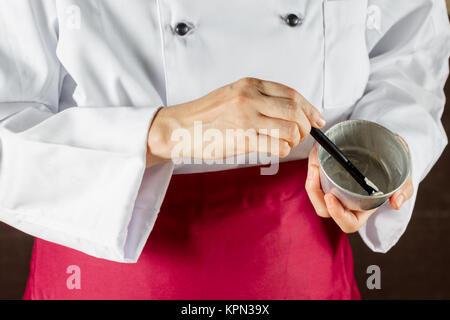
[351,0,450,252]
[0,1,174,262]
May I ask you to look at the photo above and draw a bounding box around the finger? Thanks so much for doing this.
[254,79,300,100]
[325,193,377,233]
[324,193,360,233]
[255,115,301,147]
[231,128,258,156]
[255,80,325,129]
[390,174,414,210]
[306,146,330,218]
[353,208,377,225]
[250,133,292,158]
[257,96,312,141]
[227,127,292,158]
[299,98,326,129]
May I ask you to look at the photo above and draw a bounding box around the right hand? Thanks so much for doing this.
[147,77,325,166]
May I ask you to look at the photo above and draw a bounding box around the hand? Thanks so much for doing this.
[305,140,413,233]
[147,77,326,166]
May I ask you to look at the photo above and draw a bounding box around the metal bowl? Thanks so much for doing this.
[318,120,410,211]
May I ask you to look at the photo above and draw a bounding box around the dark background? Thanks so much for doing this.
[1,70,450,299]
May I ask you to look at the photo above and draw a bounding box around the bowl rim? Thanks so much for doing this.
[318,119,411,200]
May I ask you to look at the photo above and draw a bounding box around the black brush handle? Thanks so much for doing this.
[310,127,376,195]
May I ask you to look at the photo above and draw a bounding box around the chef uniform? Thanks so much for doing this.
[0,0,449,299]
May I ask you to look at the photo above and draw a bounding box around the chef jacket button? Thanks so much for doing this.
[285,13,302,27]
[175,22,191,36]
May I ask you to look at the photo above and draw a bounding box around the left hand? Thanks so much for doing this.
[305,138,413,233]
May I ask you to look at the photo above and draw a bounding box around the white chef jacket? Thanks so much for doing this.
[0,0,449,263]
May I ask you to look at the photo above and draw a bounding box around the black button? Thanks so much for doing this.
[285,14,301,27]
[175,22,190,36]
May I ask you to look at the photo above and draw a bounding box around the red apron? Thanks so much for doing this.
[23,159,360,300]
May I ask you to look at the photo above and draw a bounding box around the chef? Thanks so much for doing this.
[0,0,449,299]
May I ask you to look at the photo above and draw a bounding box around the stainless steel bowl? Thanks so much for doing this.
[318,120,410,211]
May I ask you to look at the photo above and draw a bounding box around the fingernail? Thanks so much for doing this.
[395,194,405,208]
[316,118,326,128]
